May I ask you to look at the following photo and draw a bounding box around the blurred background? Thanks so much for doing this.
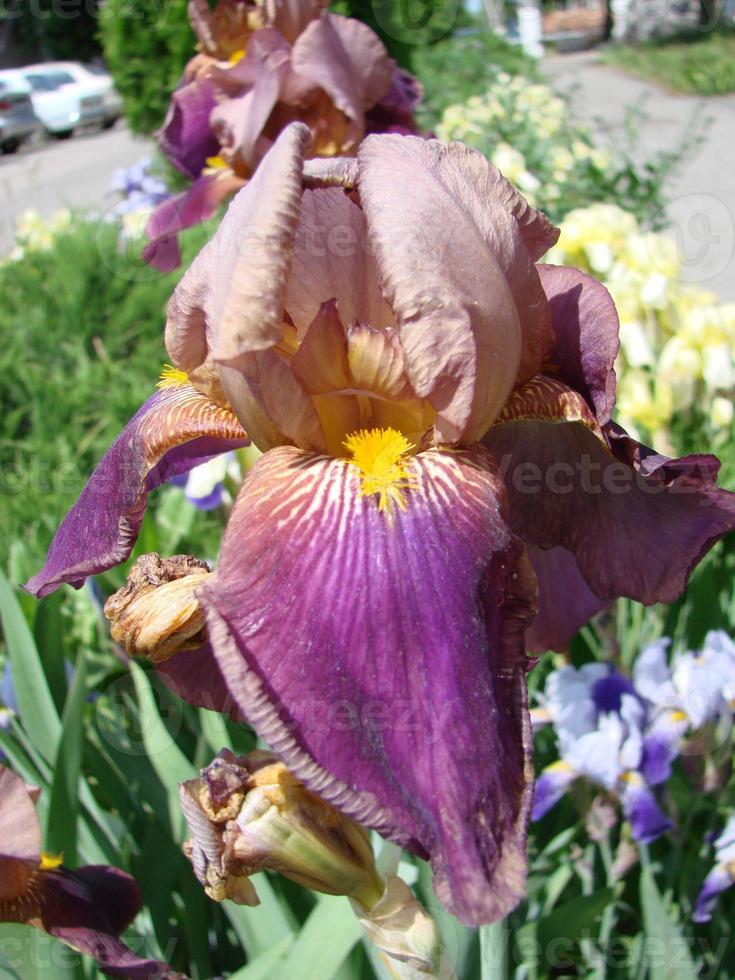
[1,1,734,978]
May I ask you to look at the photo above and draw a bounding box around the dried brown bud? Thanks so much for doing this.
[180,750,384,908]
[104,554,211,662]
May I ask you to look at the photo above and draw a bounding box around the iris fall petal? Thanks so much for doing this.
[192,444,537,924]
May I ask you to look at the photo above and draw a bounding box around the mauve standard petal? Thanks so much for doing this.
[537,265,620,426]
[165,123,311,372]
[211,29,291,173]
[526,545,608,653]
[286,187,393,333]
[158,78,219,180]
[199,444,537,924]
[484,410,735,607]
[38,867,171,979]
[358,135,523,443]
[266,0,326,43]
[365,67,423,136]
[25,386,248,598]
[144,171,244,274]
[291,13,393,133]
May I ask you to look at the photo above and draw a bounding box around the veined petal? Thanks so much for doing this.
[358,135,526,443]
[165,123,311,372]
[537,265,620,426]
[196,444,537,924]
[25,386,248,598]
[484,387,735,610]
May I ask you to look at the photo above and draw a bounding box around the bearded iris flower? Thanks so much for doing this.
[0,766,173,978]
[27,125,735,923]
[145,0,423,271]
[532,665,673,843]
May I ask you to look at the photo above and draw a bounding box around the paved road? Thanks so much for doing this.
[544,50,735,300]
[0,124,152,254]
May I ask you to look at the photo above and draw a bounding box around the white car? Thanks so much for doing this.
[41,62,122,129]
[0,67,106,138]
[0,77,42,152]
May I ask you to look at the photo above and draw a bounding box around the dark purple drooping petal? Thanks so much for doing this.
[526,545,608,652]
[189,444,537,925]
[537,264,620,426]
[156,643,244,721]
[25,386,248,598]
[158,78,220,180]
[39,867,173,978]
[485,415,735,612]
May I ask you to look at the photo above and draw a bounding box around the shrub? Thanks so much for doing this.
[99,0,194,135]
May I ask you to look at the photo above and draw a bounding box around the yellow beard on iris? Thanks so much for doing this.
[344,428,417,514]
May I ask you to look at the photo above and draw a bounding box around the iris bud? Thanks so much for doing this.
[104,553,211,662]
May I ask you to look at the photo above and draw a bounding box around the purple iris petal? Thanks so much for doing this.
[158,78,220,180]
[693,864,733,922]
[39,867,172,978]
[641,733,679,786]
[526,545,608,653]
[537,264,620,426]
[194,444,537,925]
[592,673,638,714]
[186,482,225,511]
[532,764,575,820]
[483,418,735,613]
[25,387,248,598]
[143,171,243,274]
[620,779,672,844]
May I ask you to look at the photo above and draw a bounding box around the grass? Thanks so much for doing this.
[602,27,735,95]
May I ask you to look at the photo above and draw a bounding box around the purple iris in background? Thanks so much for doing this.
[144,0,424,271]
[108,159,171,221]
[178,451,241,510]
[0,765,173,978]
[26,126,735,924]
[532,664,673,843]
[693,815,735,922]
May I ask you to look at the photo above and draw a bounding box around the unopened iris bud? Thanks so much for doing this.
[104,553,211,662]
[180,750,384,908]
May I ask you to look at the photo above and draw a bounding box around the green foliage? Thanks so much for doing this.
[0,218,216,569]
[99,0,194,135]
[9,0,101,62]
[412,28,539,128]
[603,26,735,96]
